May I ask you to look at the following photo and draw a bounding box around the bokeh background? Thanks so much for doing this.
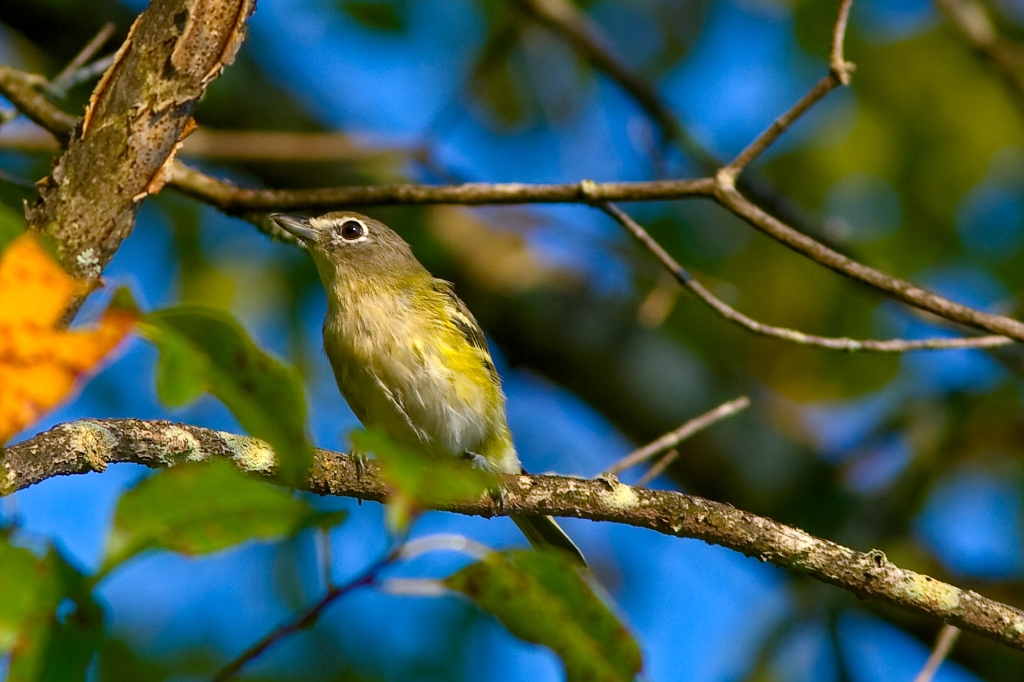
[3,0,1024,679]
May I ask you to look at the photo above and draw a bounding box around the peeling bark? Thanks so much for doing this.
[24,0,256,289]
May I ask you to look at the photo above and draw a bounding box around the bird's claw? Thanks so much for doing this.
[350,449,369,481]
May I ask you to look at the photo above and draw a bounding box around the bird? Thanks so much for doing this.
[271,210,585,566]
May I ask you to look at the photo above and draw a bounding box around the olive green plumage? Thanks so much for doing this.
[272,210,585,566]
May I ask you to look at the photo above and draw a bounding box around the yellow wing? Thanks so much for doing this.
[431,279,500,385]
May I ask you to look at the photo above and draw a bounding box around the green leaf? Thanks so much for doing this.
[0,202,25,252]
[96,639,170,682]
[140,305,313,483]
[350,427,498,528]
[0,539,43,652]
[340,1,406,31]
[3,542,104,682]
[446,550,642,682]
[102,459,345,571]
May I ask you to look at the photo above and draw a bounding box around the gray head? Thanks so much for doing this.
[271,211,427,285]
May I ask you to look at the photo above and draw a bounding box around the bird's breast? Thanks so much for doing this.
[322,286,501,458]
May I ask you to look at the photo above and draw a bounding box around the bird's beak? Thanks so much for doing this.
[270,214,319,242]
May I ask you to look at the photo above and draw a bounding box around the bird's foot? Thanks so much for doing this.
[349,448,370,481]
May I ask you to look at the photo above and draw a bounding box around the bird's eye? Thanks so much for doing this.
[340,220,366,241]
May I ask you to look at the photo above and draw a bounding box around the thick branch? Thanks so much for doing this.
[5,417,1024,653]
[22,0,255,286]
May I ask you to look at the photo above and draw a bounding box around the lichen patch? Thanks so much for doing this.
[162,425,202,462]
[222,432,275,472]
[601,480,639,509]
[896,572,962,613]
[68,421,116,472]
[2,465,15,495]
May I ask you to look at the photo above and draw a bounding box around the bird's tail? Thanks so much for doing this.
[512,514,587,567]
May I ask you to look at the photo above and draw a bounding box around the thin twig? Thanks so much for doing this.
[511,0,718,171]
[935,0,1024,115]
[711,185,1024,342]
[912,625,961,682]
[717,76,838,187]
[718,0,855,186]
[317,527,334,590]
[512,0,828,238]
[46,56,115,100]
[601,202,1014,352]
[635,448,678,487]
[49,22,116,93]
[0,168,37,191]
[211,543,401,682]
[604,397,750,477]
[830,0,855,82]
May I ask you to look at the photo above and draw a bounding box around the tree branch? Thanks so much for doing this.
[167,162,715,211]
[935,0,1024,115]
[4,417,1024,653]
[713,185,1024,341]
[603,396,751,477]
[602,202,1014,351]
[0,66,77,143]
[717,0,854,186]
[6,58,1024,346]
[511,0,831,239]
[21,0,256,295]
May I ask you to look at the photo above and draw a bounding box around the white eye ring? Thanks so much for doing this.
[338,219,369,243]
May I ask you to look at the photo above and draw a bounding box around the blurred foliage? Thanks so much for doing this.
[141,305,314,482]
[447,549,642,682]
[4,0,1024,680]
[351,427,499,530]
[0,538,102,682]
[0,201,24,251]
[340,0,409,32]
[102,459,345,572]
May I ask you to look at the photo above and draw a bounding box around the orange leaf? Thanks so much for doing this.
[0,233,135,444]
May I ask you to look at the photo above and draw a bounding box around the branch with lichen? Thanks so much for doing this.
[2,0,255,326]
[4,417,1024,653]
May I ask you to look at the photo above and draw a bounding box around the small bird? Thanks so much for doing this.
[272,210,585,566]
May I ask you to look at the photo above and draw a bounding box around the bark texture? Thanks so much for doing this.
[5,418,1024,653]
[23,0,256,285]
